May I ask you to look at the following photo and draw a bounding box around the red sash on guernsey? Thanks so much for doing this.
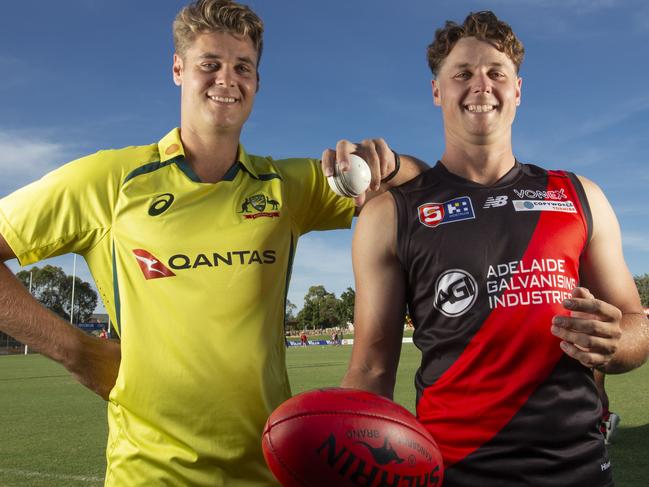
[416,171,589,467]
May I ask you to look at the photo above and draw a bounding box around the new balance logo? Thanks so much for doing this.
[483,196,508,208]
[132,249,176,280]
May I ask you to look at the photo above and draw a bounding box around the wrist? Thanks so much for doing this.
[380,150,400,184]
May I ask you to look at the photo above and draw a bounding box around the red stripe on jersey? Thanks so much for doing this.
[416,174,588,467]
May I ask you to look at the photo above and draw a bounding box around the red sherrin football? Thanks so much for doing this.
[262,388,444,487]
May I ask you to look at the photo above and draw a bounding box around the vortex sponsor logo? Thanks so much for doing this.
[513,188,567,200]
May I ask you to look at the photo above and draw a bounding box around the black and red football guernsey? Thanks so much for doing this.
[390,161,612,487]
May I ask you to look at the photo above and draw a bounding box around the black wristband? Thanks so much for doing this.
[380,150,401,184]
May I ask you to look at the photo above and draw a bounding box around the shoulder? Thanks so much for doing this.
[574,175,610,212]
[360,190,396,216]
[249,154,320,178]
[54,141,161,184]
[355,192,397,241]
[573,175,619,243]
[353,192,399,267]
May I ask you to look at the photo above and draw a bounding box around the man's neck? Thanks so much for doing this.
[179,125,241,183]
[440,138,516,185]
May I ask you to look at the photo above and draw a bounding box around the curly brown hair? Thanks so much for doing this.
[173,0,264,65]
[427,11,524,76]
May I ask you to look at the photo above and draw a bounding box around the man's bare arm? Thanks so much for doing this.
[551,176,649,373]
[0,234,120,399]
[341,192,406,398]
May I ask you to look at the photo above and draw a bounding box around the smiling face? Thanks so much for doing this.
[433,37,522,147]
[173,31,259,137]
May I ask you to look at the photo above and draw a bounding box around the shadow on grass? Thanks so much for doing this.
[609,423,649,487]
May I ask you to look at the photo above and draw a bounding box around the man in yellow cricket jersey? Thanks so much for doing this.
[0,1,425,485]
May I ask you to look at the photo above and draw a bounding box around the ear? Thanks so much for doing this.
[515,77,523,106]
[256,71,260,93]
[173,53,183,87]
[432,79,442,106]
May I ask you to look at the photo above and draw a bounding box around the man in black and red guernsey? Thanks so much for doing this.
[341,11,649,487]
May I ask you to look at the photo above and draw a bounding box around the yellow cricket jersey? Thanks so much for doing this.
[0,128,354,486]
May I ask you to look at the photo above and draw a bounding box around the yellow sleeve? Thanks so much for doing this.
[0,148,137,265]
[275,157,355,236]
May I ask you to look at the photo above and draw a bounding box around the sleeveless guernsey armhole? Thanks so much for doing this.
[389,188,410,272]
[566,172,593,245]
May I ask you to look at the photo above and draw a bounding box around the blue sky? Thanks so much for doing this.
[1,0,648,314]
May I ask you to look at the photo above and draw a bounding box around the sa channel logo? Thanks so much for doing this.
[418,196,475,228]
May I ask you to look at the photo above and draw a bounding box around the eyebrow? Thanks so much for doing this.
[452,62,506,69]
[198,53,256,66]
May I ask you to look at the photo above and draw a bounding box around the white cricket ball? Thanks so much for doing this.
[327,154,371,198]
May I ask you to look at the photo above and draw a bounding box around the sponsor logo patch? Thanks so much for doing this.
[434,269,478,317]
[483,195,508,208]
[418,196,475,228]
[148,193,175,216]
[132,249,176,279]
[513,188,567,200]
[238,193,280,219]
[513,200,576,213]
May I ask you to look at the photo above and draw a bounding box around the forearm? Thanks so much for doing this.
[383,154,429,189]
[0,263,85,368]
[342,361,397,400]
[601,312,649,374]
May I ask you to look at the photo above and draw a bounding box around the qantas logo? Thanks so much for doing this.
[132,249,176,279]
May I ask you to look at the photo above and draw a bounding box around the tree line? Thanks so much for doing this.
[285,285,355,333]
[16,265,98,324]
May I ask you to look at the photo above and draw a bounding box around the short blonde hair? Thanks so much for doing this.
[173,0,264,65]
[427,11,524,76]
